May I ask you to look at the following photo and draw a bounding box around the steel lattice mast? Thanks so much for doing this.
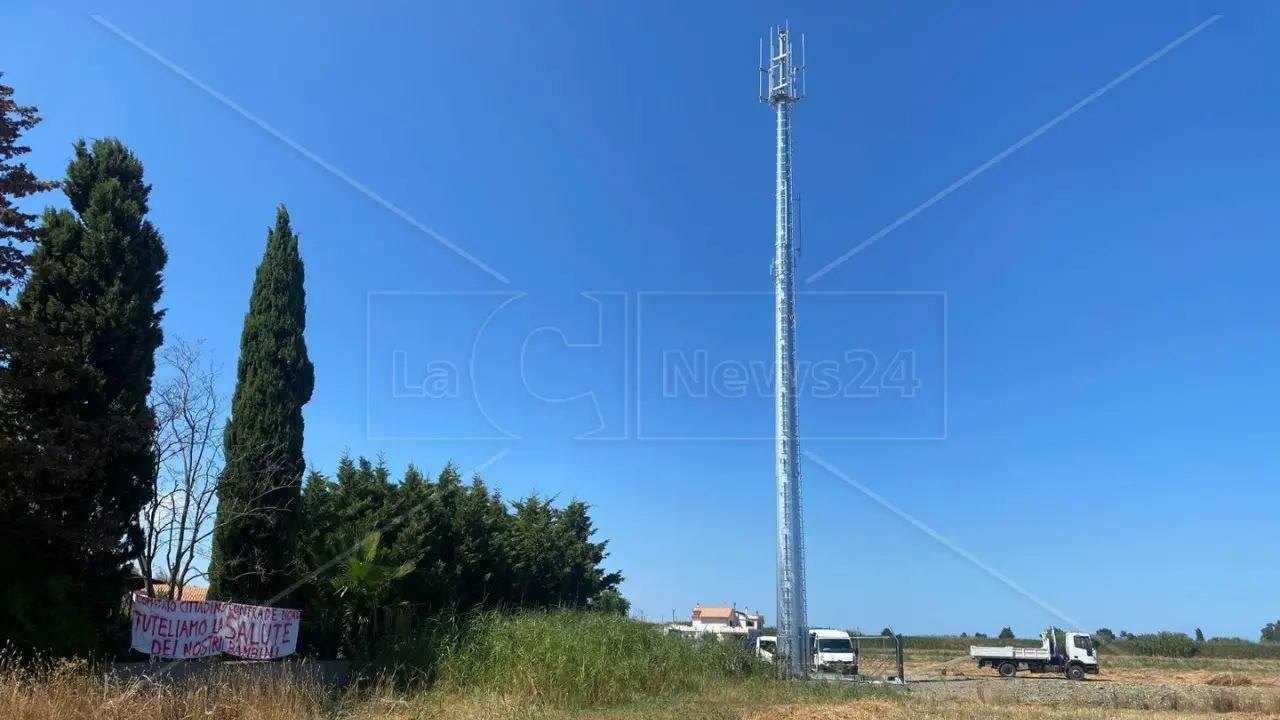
[761,23,809,680]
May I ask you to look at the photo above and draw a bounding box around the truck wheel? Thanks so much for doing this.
[998,662,1016,678]
[1067,664,1085,681]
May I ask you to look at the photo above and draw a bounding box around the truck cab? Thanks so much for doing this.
[1063,632,1098,672]
[746,633,777,662]
[810,628,859,675]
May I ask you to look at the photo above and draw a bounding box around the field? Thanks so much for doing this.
[5,617,1280,720]
[900,653,1280,715]
[897,635,1280,660]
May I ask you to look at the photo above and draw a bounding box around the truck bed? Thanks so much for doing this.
[969,645,1052,661]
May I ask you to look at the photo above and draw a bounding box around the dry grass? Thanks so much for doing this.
[0,652,883,720]
[907,661,1280,688]
[1207,673,1255,687]
[0,659,336,720]
[1105,656,1280,674]
[5,664,1280,720]
[1099,667,1277,688]
[6,616,1280,720]
[903,653,1280,688]
[0,664,868,720]
[742,700,1280,720]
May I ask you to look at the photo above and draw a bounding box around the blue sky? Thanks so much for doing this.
[5,0,1279,640]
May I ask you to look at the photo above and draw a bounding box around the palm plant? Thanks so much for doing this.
[330,531,415,650]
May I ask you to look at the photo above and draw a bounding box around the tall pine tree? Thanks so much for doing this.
[208,205,314,604]
[6,137,167,654]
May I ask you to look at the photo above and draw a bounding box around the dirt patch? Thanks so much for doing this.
[739,695,1280,719]
[905,676,1280,714]
[1098,667,1279,688]
[903,658,1280,689]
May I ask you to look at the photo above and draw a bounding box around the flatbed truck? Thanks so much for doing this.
[970,627,1098,680]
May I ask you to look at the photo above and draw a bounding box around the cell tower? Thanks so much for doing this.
[760,23,809,680]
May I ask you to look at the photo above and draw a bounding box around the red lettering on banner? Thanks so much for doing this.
[150,637,178,657]
[180,634,224,657]
[132,593,299,660]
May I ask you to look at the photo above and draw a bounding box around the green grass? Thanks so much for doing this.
[433,612,760,706]
[388,611,891,711]
[1174,640,1280,660]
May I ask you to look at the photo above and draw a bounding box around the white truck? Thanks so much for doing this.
[746,629,859,675]
[970,627,1098,680]
[810,628,859,675]
[747,633,777,662]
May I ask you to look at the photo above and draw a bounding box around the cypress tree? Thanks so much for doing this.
[208,205,314,603]
[6,137,167,654]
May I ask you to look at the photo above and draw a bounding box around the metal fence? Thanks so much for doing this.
[841,634,904,684]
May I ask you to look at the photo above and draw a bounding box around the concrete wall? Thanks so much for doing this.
[105,659,353,687]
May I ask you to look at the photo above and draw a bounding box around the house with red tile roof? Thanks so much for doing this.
[691,604,765,635]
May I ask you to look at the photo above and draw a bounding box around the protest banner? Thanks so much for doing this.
[130,593,302,660]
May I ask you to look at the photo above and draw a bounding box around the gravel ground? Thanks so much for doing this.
[903,675,1280,713]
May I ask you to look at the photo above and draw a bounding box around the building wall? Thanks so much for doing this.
[692,617,731,631]
[690,606,765,633]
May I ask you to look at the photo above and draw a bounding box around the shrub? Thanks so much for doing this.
[1126,631,1200,658]
[1196,639,1280,660]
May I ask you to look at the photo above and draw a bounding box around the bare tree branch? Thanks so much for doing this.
[139,337,221,599]
[139,337,299,600]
